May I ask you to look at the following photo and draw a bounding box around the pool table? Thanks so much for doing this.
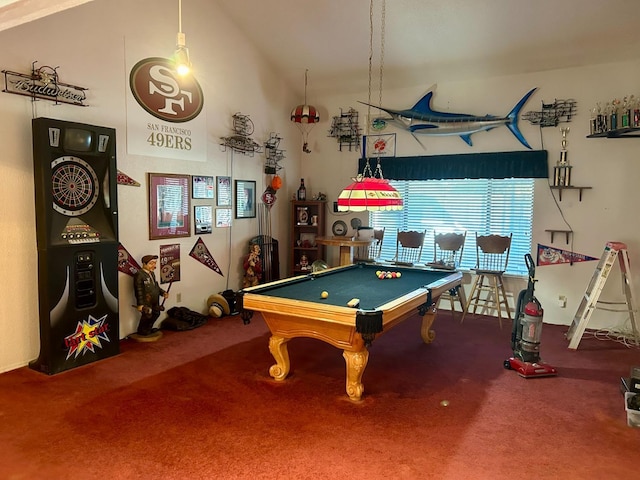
[238,263,462,401]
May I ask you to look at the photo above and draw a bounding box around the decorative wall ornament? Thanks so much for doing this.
[220,113,262,156]
[190,237,223,276]
[117,243,141,276]
[159,243,181,284]
[537,244,598,266]
[363,133,396,158]
[117,170,141,186]
[359,88,537,149]
[328,108,362,151]
[290,69,320,153]
[523,98,577,127]
[263,132,283,209]
[263,132,285,174]
[2,61,88,106]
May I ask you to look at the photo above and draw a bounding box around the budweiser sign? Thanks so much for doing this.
[2,63,87,106]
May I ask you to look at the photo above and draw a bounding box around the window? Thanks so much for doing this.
[369,178,534,275]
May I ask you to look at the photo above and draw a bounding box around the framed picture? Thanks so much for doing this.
[148,173,191,240]
[216,208,232,228]
[192,175,214,199]
[216,176,232,206]
[235,179,256,219]
[194,205,212,234]
[296,206,309,225]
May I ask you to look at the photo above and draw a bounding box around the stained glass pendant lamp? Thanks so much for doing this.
[337,164,402,211]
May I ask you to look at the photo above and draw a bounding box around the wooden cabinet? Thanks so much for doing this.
[290,201,326,276]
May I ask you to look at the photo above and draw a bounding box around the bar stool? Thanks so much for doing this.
[354,227,385,263]
[427,231,467,320]
[461,233,512,328]
[391,230,426,266]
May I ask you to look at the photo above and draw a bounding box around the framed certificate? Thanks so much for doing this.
[148,173,191,239]
[216,176,232,206]
[192,175,214,199]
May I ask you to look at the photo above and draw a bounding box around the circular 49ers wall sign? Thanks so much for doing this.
[129,57,204,123]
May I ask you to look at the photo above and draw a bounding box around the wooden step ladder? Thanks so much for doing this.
[566,241,639,349]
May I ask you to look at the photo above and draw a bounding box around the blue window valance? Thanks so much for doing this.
[358,150,548,180]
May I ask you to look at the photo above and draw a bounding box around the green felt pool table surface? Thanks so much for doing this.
[245,262,458,310]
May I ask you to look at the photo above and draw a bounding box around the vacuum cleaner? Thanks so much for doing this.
[503,253,557,378]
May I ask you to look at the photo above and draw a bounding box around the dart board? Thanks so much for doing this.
[51,156,100,216]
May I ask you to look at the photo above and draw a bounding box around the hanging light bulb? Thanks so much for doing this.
[174,0,191,76]
[337,0,402,212]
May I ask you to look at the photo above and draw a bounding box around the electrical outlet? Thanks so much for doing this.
[557,295,566,308]
[176,293,182,303]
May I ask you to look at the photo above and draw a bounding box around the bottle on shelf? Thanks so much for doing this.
[297,178,306,200]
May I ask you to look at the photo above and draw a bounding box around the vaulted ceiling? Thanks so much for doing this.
[3,0,640,97]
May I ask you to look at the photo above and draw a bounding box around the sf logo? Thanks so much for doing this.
[148,65,193,117]
[130,57,204,123]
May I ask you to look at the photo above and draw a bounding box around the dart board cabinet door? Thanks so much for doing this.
[30,117,119,375]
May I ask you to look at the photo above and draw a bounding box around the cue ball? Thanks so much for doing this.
[321,291,329,299]
[440,400,450,407]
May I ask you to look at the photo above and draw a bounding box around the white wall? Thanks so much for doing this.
[303,60,640,337]
[0,0,301,373]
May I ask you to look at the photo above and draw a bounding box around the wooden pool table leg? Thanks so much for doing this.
[268,335,290,381]
[342,349,369,401]
[420,304,438,344]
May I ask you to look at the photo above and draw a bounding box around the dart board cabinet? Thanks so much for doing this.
[30,117,119,374]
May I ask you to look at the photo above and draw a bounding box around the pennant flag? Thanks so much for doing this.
[117,170,140,186]
[118,243,140,276]
[537,244,599,266]
[190,238,223,276]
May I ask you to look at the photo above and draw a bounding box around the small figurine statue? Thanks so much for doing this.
[133,255,169,340]
[300,254,309,271]
[243,243,263,288]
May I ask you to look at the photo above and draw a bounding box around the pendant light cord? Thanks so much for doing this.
[367,0,386,178]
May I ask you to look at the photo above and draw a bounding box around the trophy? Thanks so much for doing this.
[554,127,572,187]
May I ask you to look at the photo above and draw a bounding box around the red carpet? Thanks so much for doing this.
[0,311,638,479]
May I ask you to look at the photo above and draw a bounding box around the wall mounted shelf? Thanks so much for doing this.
[549,185,592,201]
[587,127,640,138]
[545,229,572,244]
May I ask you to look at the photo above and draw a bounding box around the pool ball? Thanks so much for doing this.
[321,291,329,299]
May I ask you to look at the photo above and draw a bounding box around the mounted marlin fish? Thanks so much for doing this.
[360,88,537,149]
